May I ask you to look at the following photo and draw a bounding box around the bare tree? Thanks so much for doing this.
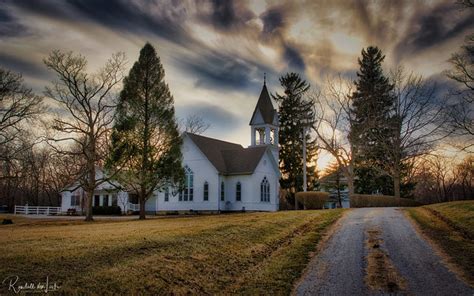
[179,114,210,135]
[0,68,43,152]
[312,75,356,196]
[0,68,43,210]
[44,50,126,221]
[454,155,474,199]
[383,68,447,198]
[413,154,473,203]
[445,35,473,150]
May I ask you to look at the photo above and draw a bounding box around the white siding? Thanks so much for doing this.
[154,135,220,212]
[221,151,279,212]
[60,187,130,214]
[60,191,73,212]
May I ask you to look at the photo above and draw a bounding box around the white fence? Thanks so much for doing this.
[128,203,140,211]
[14,206,62,215]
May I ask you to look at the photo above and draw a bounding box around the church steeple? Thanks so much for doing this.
[249,79,277,126]
[249,76,279,156]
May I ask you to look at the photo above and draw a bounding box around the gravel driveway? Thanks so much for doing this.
[294,208,473,296]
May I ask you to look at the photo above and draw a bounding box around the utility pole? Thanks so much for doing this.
[302,126,307,192]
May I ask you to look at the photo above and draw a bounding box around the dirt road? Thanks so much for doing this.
[294,208,473,296]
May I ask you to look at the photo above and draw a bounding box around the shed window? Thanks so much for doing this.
[71,194,80,206]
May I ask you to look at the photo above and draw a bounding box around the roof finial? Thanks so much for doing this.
[264,72,266,86]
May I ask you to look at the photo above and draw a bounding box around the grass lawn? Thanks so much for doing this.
[0,210,344,295]
[406,201,474,285]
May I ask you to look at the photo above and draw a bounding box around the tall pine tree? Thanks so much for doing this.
[349,46,395,195]
[108,43,184,219]
[273,72,318,209]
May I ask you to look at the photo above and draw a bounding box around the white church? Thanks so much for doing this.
[61,82,281,214]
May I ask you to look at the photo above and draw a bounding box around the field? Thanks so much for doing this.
[406,201,474,285]
[0,210,343,295]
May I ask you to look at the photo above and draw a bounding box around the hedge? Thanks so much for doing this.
[295,191,329,209]
[350,194,421,208]
[92,206,122,215]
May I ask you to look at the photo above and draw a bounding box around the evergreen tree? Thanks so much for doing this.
[273,72,318,209]
[349,46,395,195]
[108,43,184,219]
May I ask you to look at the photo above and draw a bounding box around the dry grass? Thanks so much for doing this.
[364,228,407,293]
[0,210,344,295]
[406,201,474,286]
[350,194,421,208]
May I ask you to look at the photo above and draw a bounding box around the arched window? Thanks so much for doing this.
[179,165,193,201]
[260,177,270,202]
[236,182,242,201]
[203,182,209,201]
[220,181,225,201]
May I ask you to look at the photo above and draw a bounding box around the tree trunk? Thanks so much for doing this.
[344,163,355,197]
[347,177,354,194]
[84,151,95,221]
[336,176,342,208]
[139,195,146,220]
[393,174,401,199]
[293,190,298,210]
[139,187,147,220]
[84,189,94,221]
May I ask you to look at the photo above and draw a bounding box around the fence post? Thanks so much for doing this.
[36,207,39,215]
[25,205,29,215]
[14,206,16,214]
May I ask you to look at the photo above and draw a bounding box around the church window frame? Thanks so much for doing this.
[260,177,270,202]
[203,181,209,201]
[220,181,225,201]
[179,165,193,201]
[236,182,242,202]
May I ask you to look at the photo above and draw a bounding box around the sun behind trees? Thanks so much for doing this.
[108,43,183,220]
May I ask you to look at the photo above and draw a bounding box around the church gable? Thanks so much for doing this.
[185,132,272,176]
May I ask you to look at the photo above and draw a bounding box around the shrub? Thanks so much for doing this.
[92,206,122,215]
[350,194,421,208]
[295,191,329,210]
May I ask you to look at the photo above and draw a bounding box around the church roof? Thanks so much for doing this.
[186,133,269,175]
[249,84,277,125]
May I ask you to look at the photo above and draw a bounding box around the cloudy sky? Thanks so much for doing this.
[1,0,472,169]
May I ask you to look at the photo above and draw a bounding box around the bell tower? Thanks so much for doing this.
[249,74,279,163]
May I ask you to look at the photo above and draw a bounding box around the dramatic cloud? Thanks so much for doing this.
[0,6,27,37]
[260,4,288,38]
[0,0,471,150]
[206,0,255,31]
[283,43,305,71]
[394,2,474,61]
[177,102,240,132]
[11,0,193,45]
[0,53,50,80]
